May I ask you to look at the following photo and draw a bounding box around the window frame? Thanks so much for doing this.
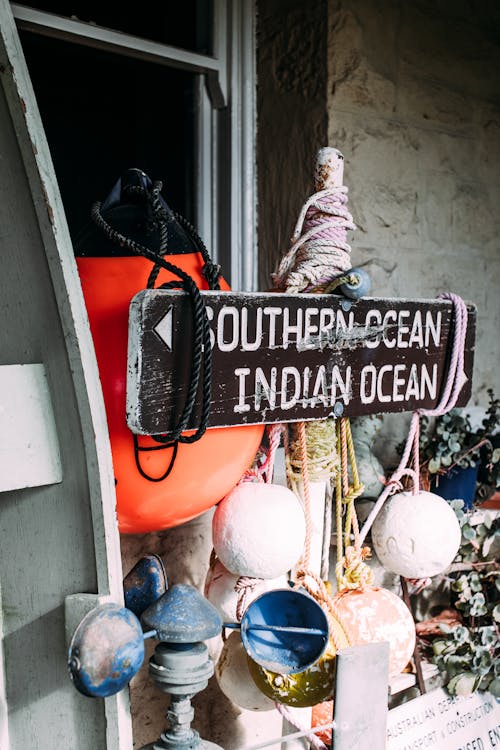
[11,0,257,290]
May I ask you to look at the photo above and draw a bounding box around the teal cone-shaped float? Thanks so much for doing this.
[141,583,222,642]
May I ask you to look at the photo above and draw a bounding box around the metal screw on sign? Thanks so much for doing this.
[333,402,344,417]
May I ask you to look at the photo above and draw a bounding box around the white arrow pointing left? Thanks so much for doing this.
[153,306,173,351]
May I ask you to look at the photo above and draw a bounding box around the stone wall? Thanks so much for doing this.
[257,0,328,290]
[327,0,500,410]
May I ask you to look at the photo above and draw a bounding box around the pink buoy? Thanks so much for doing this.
[332,587,415,676]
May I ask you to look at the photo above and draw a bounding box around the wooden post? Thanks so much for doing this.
[282,148,345,749]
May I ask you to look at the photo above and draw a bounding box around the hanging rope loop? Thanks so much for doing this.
[359,293,470,544]
[241,423,283,484]
[333,417,374,591]
[91,181,216,451]
[234,576,264,622]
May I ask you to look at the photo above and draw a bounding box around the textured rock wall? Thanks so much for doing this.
[327,0,500,407]
[257,0,328,290]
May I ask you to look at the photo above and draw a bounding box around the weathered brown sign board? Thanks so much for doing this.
[126,290,475,435]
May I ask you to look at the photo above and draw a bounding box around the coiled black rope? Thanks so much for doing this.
[121,181,222,291]
[90,180,220,481]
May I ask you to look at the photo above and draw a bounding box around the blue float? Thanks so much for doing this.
[123,554,168,618]
[68,603,145,698]
[238,588,329,674]
[141,583,223,642]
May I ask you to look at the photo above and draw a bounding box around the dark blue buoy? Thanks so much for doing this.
[141,584,222,642]
[123,554,168,618]
[239,588,329,674]
[68,603,144,698]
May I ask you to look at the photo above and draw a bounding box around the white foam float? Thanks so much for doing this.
[212,482,306,578]
[371,490,461,579]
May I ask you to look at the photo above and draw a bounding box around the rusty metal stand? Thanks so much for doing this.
[400,577,427,695]
[140,641,223,750]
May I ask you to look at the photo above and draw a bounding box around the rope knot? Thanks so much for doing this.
[240,469,265,483]
[294,568,333,615]
[381,476,404,493]
[202,261,222,289]
[234,576,263,621]
[342,483,365,505]
[336,545,374,592]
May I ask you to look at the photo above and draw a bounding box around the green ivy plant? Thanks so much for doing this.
[428,500,500,697]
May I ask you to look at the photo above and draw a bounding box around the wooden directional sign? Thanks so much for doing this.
[126,290,476,435]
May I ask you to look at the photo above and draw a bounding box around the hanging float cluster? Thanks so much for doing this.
[208,478,310,710]
[69,151,471,750]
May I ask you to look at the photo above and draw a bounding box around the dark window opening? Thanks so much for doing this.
[20,30,196,241]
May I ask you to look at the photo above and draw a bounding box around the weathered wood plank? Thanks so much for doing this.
[127,290,476,434]
[0,1,132,747]
[333,643,390,750]
[0,364,62,491]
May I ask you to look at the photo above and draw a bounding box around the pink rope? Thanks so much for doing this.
[242,423,283,484]
[234,576,263,621]
[302,191,353,249]
[275,702,330,750]
[272,188,355,293]
[359,293,469,545]
[261,423,283,483]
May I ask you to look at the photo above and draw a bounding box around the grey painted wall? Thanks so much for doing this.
[0,3,131,745]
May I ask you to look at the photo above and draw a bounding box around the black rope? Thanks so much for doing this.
[173,210,222,291]
[91,181,215,458]
[121,181,222,291]
[133,435,178,482]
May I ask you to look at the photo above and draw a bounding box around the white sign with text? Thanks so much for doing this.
[387,688,500,750]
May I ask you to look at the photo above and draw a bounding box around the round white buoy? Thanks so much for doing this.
[371,490,461,579]
[216,631,276,711]
[212,482,306,578]
[205,560,288,622]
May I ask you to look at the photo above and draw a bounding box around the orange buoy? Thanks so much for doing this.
[76,171,263,533]
[311,701,333,745]
[331,587,415,675]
